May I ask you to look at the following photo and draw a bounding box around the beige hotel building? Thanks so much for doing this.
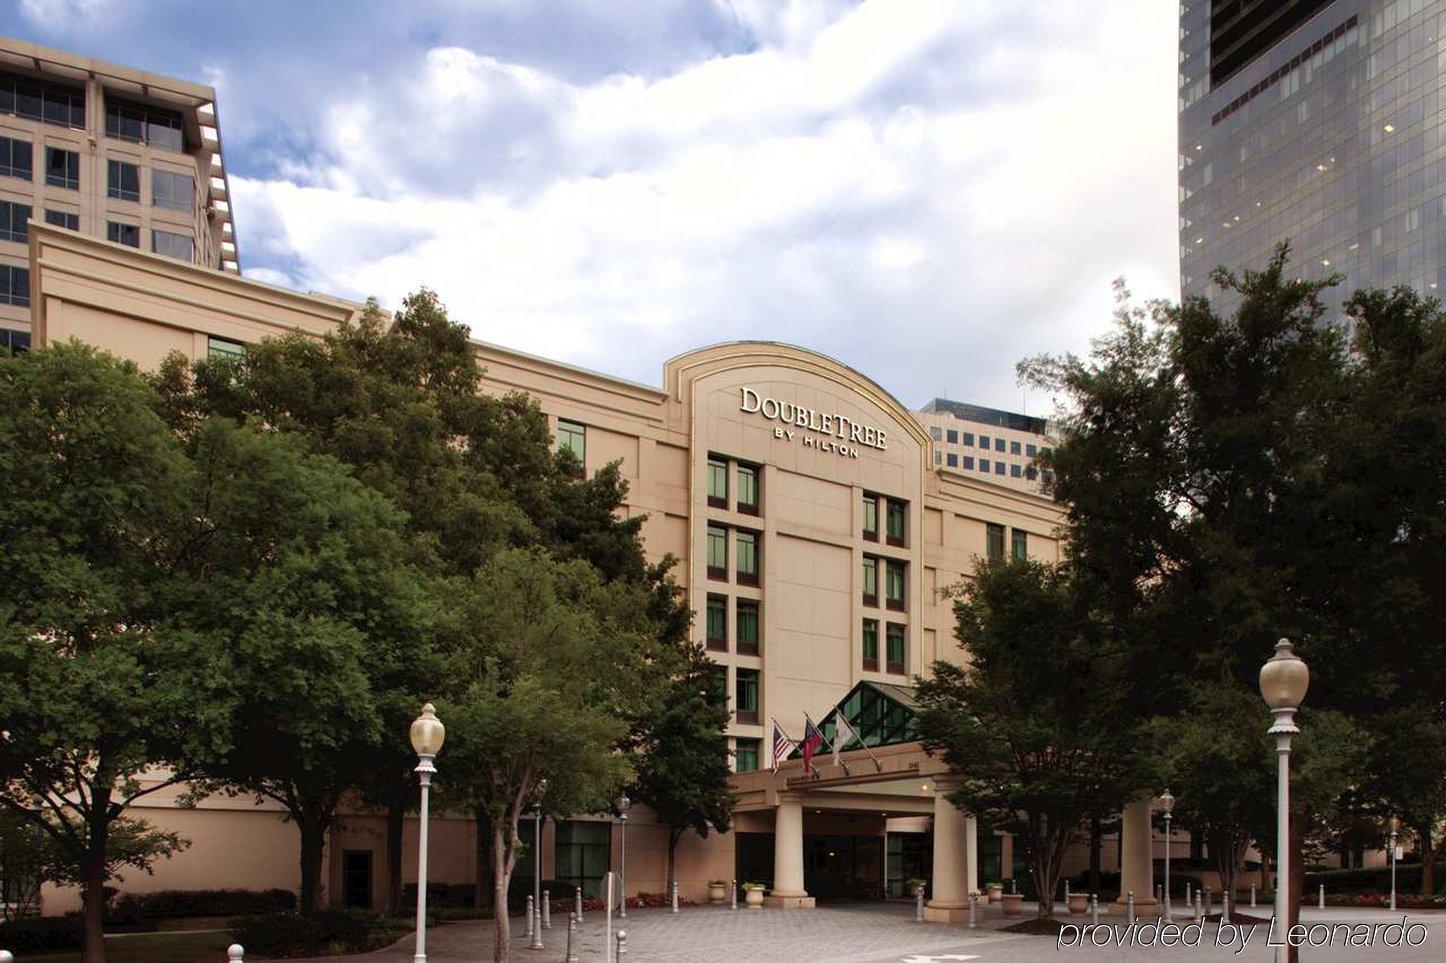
[18,39,1176,922]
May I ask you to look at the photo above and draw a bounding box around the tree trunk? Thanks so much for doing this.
[385,802,405,916]
[297,805,331,916]
[491,819,516,963]
[80,806,109,963]
[667,827,683,890]
[1420,827,1439,896]
[1088,815,1101,895]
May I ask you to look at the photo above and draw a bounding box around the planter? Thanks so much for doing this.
[1067,892,1089,915]
[709,883,728,904]
[745,888,764,909]
[909,884,926,899]
[999,893,1024,917]
[985,884,1004,904]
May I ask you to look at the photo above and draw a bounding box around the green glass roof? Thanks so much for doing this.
[790,680,919,758]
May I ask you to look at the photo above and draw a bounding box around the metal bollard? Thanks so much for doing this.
[1089,893,1099,926]
[565,914,579,963]
[616,929,627,959]
[1203,884,1211,916]
[543,889,551,929]
[525,895,535,940]
[1250,884,1257,908]
[1193,891,1201,922]
[730,878,738,910]
[1319,883,1325,909]
[228,947,244,963]
[967,893,977,929]
[1155,884,1162,906]
[1222,890,1231,924]
[671,880,679,914]
[575,885,584,924]
[915,885,924,921]
[1009,877,1017,895]
[1064,879,1070,910]
[530,907,544,950]
[1126,890,1135,925]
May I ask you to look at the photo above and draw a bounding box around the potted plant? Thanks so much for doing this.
[708,879,729,903]
[1067,889,1089,914]
[741,882,765,909]
[984,881,1004,903]
[999,890,1024,917]
[906,878,928,898]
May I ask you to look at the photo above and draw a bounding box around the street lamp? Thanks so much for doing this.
[409,704,445,963]
[1159,788,1175,922]
[532,778,548,951]
[618,794,631,919]
[1389,816,1400,912]
[1259,638,1309,963]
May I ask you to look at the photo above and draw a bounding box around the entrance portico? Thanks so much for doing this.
[922,776,979,922]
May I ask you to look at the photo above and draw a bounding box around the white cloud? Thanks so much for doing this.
[234,0,1179,410]
[18,0,109,29]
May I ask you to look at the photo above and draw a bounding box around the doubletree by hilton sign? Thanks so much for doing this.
[739,387,887,458]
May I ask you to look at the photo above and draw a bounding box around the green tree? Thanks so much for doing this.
[630,642,735,890]
[0,344,218,963]
[915,557,1141,917]
[440,548,655,963]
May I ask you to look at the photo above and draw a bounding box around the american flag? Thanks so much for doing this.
[771,721,796,773]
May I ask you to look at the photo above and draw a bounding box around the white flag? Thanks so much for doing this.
[832,715,859,767]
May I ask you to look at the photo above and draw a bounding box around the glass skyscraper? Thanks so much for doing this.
[1180,0,1446,309]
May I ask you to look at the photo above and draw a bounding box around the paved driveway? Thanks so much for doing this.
[277,901,1442,963]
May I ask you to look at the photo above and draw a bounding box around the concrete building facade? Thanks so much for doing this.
[20,223,1186,920]
[912,399,1054,495]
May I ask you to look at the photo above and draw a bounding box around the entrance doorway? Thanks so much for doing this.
[341,850,373,909]
[803,835,884,901]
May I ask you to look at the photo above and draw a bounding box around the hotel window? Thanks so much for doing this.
[862,556,878,607]
[107,160,140,202]
[0,72,85,129]
[885,623,906,674]
[0,202,31,243]
[1026,443,1038,457]
[862,493,879,540]
[556,419,585,475]
[885,559,905,611]
[152,229,194,262]
[929,426,941,440]
[208,337,245,360]
[106,221,140,248]
[45,147,78,189]
[736,529,759,586]
[106,99,184,151]
[735,738,760,773]
[152,169,194,211]
[0,136,31,180]
[736,463,759,515]
[708,665,727,706]
[735,668,759,725]
[946,453,957,468]
[978,435,989,449]
[986,523,1005,560]
[707,456,728,508]
[0,327,30,353]
[737,599,760,656]
[707,525,728,581]
[886,499,906,547]
[995,462,1005,475]
[862,618,879,671]
[0,265,29,307]
[995,438,1005,452]
[553,820,611,900]
[1042,469,1055,485]
[1012,528,1028,561]
[1010,464,1022,478]
[979,458,990,473]
[1010,441,1022,455]
[946,429,958,443]
[963,432,974,446]
[936,451,944,466]
[45,210,78,230]
[705,595,727,651]
[1025,466,1038,481]
[963,456,974,470]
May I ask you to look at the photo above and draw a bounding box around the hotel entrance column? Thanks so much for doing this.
[924,777,976,922]
[1115,797,1158,915]
[766,793,815,908]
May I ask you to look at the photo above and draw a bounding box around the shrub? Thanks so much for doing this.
[0,915,84,952]
[1304,862,1446,896]
[233,909,411,958]
[109,888,296,924]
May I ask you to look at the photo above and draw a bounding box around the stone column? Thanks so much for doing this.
[924,778,976,922]
[1115,797,1159,913]
[765,794,815,908]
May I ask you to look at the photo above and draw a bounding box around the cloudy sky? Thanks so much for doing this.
[7,0,1180,412]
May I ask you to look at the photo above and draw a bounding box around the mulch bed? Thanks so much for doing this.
[1002,917,1069,934]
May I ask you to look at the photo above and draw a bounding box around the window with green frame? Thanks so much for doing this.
[707,456,728,507]
[737,598,759,655]
[207,336,245,360]
[885,623,905,674]
[557,420,586,476]
[705,595,727,651]
[708,665,727,706]
[707,525,728,580]
[735,737,760,773]
[736,530,759,586]
[886,499,906,546]
[885,559,905,611]
[1012,527,1028,560]
[862,618,879,671]
[862,494,879,540]
[735,668,759,724]
[736,463,759,515]
[986,522,1005,560]
[553,820,611,899]
[862,556,878,605]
